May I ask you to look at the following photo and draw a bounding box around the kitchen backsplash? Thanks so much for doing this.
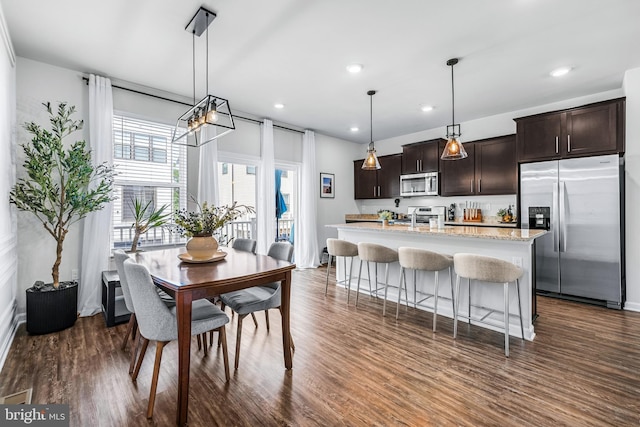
[355,194,517,220]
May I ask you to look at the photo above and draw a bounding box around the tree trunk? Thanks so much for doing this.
[52,237,64,288]
[131,229,142,252]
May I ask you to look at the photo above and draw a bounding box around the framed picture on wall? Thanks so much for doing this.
[320,173,335,198]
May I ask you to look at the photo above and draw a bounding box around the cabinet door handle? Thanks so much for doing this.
[420,159,423,171]
[373,186,376,197]
[555,136,559,154]
[416,160,420,171]
[478,179,481,193]
[567,135,571,152]
[470,179,473,193]
[378,186,381,197]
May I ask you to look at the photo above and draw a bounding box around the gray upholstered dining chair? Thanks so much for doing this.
[122,258,230,419]
[232,238,257,254]
[219,241,294,370]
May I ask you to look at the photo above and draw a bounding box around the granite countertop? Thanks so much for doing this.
[345,214,380,221]
[329,222,545,242]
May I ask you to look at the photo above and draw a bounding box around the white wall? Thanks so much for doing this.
[623,67,640,311]
[0,3,18,369]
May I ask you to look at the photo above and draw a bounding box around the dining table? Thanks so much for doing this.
[133,246,296,426]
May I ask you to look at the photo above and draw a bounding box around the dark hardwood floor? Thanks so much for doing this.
[1,266,639,426]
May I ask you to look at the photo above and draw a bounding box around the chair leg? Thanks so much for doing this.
[396,267,405,320]
[347,257,354,304]
[209,330,214,347]
[325,254,333,295]
[197,334,202,351]
[129,329,142,374]
[433,271,440,332]
[218,326,230,381]
[265,310,270,331]
[367,261,374,297]
[250,313,258,328]
[382,263,389,316]
[132,337,150,381]
[403,269,409,310]
[413,269,417,309]
[121,314,136,351]
[504,282,510,357]
[468,278,472,324]
[516,278,524,340]
[453,275,461,338]
[235,315,246,370]
[202,333,208,356]
[449,267,455,317]
[147,341,167,419]
[356,260,364,307]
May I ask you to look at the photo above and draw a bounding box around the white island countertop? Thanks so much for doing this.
[328,222,545,242]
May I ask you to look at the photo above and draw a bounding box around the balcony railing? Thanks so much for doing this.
[113,217,294,249]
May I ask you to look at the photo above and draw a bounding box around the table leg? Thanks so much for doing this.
[281,270,293,369]
[175,291,193,426]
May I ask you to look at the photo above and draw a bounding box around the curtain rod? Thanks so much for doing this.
[82,76,304,134]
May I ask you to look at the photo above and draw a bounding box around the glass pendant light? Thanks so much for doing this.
[441,58,468,160]
[362,90,381,170]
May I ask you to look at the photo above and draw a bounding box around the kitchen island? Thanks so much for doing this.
[327,222,546,340]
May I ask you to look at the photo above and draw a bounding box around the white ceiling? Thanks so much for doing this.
[3,0,640,143]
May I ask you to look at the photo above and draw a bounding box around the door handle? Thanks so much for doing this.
[552,182,559,252]
[419,159,423,171]
[559,181,567,252]
[555,136,559,154]
[478,179,481,193]
[567,135,571,153]
[416,160,419,171]
[378,186,381,197]
[470,179,474,193]
[373,186,376,197]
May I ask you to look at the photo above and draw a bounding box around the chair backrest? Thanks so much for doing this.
[232,238,257,254]
[122,258,177,342]
[113,250,135,313]
[268,242,294,262]
[453,253,523,283]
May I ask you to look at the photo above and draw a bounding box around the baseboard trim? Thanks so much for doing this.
[624,301,640,312]
[0,310,22,373]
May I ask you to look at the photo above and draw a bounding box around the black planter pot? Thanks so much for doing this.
[26,281,78,335]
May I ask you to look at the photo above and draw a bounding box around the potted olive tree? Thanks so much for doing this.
[10,102,114,334]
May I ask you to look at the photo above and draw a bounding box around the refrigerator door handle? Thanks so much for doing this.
[559,181,567,252]
[552,182,559,252]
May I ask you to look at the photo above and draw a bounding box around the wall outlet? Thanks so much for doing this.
[71,269,78,281]
[511,257,523,268]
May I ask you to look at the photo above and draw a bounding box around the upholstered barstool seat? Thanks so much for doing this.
[397,247,454,332]
[355,243,399,314]
[453,253,524,357]
[325,239,359,303]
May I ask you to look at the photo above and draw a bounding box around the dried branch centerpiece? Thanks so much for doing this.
[174,201,254,261]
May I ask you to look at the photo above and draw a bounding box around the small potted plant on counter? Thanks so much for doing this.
[378,210,393,227]
[10,102,114,334]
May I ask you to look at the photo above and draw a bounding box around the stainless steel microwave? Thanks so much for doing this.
[400,172,438,197]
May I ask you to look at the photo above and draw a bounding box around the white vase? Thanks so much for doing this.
[186,235,219,260]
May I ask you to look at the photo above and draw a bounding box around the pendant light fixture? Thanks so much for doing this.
[172,7,235,147]
[440,58,467,160]
[362,90,381,170]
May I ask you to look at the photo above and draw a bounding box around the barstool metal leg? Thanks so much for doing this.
[504,281,510,357]
[356,260,364,307]
[516,278,524,339]
[449,266,455,316]
[453,275,461,338]
[413,269,417,308]
[367,261,373,296]
[347,257,354,304]
[396,267,405,320]
[403,268,409,310]
[468,278,472,324]
[433,270,439,332]
[325,254,333,295]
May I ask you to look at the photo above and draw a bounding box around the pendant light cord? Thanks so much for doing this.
[192,30,196,106]
[451,62,455,126]
[370,93,373,149]
[205,12,209,96]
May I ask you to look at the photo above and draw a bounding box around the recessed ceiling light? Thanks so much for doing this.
[421,105,434,112]
[350,127,359,132]
[346,64,363,74]
[550,67,571,77]
[274,103,285,109]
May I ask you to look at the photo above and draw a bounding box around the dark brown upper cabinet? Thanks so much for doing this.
[515,98,625,163]
[401,138,444,174]
[440,135,517,196]
[353,154,402,199]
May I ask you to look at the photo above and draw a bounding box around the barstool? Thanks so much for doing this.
[355,242,399,315]
[396,247,455,332]
[452,253,524,357]
[325,238,359,303]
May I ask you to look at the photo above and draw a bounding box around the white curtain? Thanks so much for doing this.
[257,119,275,255]
[79,74,114,316]
[197,127,219,206]
[296,130,320,268]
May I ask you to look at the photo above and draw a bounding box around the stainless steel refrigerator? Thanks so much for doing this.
[520,154,625,309]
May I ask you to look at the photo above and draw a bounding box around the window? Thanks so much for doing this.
[217,161,257,241]
[222,163,228,175]
[112,114,187,249]
[246,165,256,175]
